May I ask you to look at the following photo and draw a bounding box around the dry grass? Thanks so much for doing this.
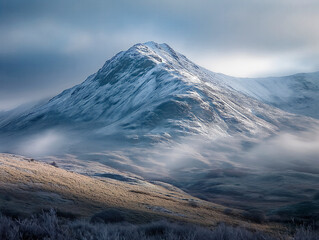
[0,153,283,233]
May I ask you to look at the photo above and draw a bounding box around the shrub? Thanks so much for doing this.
[0,209,318,240]
[243,209,266,224]
[293,226,319,240]
[143,222,168,236]
[0,208,23,220]
[188,199,199,208]
[56,210,77,220]
[90,209,125,224]
[223,208,232,215]
[50,161,58,168]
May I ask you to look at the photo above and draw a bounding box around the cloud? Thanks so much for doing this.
[242,129,319,174]
[1,0,319,110]
[139,126,319,177]
[17,130,67,156]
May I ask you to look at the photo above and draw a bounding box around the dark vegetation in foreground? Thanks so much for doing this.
[0,210,318,240]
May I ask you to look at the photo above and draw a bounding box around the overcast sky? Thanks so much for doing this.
[1,0,319,110]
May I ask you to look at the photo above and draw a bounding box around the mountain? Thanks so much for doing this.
[1,42,319,223]
[0,41,313,140]
[214,72,319,119]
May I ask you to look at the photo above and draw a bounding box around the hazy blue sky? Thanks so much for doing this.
[1,0,319,110]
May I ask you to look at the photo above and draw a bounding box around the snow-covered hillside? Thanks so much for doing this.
[213,72,319,119]
[0,42,316,139]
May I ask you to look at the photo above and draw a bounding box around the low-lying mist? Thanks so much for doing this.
[17,130,68,156]
[0,126,318,219]
[148,128,319,218]
[0,128,80,157]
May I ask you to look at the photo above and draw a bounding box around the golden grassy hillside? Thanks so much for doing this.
[0,153,281,233]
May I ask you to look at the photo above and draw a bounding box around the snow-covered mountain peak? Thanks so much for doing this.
[131,41,178,60]
[1,42,315,139]
[119,41,192,70]
[114,41,177,64]
[141,41,180,61]
[91,41,202,88]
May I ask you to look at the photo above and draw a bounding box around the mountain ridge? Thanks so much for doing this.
[213,71,319,119]
[1,41,314,140]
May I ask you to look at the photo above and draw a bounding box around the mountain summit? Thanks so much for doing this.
[0,42,315,139]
